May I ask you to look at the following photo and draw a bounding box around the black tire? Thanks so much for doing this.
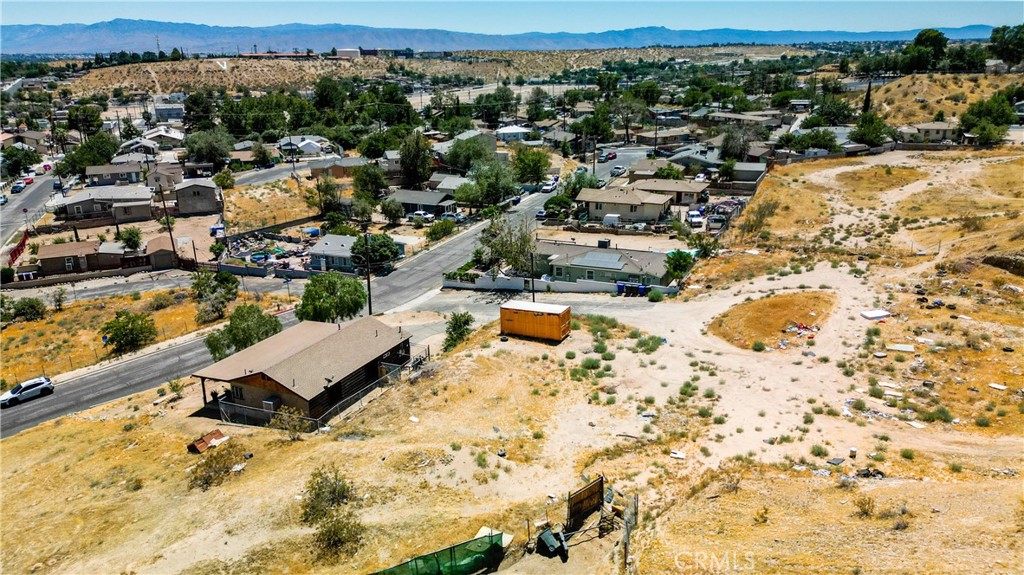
[40,387,53,396]
[7,398,19,407]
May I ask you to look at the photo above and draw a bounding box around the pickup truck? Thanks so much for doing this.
[686,210,703,228]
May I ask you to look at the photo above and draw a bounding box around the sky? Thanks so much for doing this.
[2,1,1021,32]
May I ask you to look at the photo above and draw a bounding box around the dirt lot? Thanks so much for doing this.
[844,73,1023,126]
[224,177,319,234]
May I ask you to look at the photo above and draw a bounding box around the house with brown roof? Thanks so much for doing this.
[145,236,177,270]
[85,163,143,186]
[576,187,672,224]
[35,241,101,275]
[193,317,412,420]
[632,178,709,205]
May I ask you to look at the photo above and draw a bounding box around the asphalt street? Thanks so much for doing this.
[0,191,549,437]
[1,173,56,247]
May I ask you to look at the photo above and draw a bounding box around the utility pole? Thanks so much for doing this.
[147,156,177,266]
[360,221,373,315]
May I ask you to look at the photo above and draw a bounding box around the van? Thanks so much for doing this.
[602,214,621,227]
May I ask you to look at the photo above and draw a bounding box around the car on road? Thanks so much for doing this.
[42,163,52,171]
[0,194,8,205]
[0,376,54,408]
[541,181,558,193]
[440,212,467,224]
[536,210,548,220]
[609,165,626,177]
[11,182,25,193]
[23,176,34,185]
[575,166,589,175]
[407,210,435,222]
[597,179,607,188]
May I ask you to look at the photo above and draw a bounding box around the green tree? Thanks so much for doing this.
[446,136,490,172]
[183,90,217,132]
[687,233,721,259]
[511,145,551,185]
[862,80,872,114]
[454,182,483,213]
[185,129,233,169]
[212,168,235,190]
[719,159,737,180]
[120,119,142,141]
[653,165,686,180]
[296,272,367,322]
[204,304,283,361]
[67,105,103,136]
[960,93,1017,135]
[815,98,855,126]
[13,297,47,321]
[470,159,517,205]
[307,175,340,215]
[443,311,475,352]
[910,28,948,66]
[562,170,599,200]
[2,146,42,177]
[252,143,273,166]
[850,112,895,148]
[611,95,647,143]
[666,250,694,280]
[543,193,574,212]
[379,198,404,224]
[628,80,662,106]
[119,226,143,250]
[971,120,1008,146]
[55,131,120,177]
[720,126,755,160]
[191,270,239,323]
[351,163,387,203]
[989,24,1024,65]
[478,215,534,273]
[100,311,158,354]
[352,233,400,266]
[399,132,432,186]
[356,130,397,159]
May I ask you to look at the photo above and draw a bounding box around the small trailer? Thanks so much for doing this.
[499,301,572,342]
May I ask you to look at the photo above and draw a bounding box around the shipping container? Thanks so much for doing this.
[499,301,572,342]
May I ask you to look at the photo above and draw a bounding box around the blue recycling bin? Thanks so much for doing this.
[616,282,625,295]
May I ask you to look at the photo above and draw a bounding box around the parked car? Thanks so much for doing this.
[23,176,34,185]
[609,165,626,177]
[11,182,25,193]
[575,166,589,174]
[605,151,617,161]
[0,376,54,408]
[42,163,52,171]
[0,194,8,205]
[597,152,609,162]
[407,210,435,222]
[536,210,548,220]
[440,212,467,223]
[686,210,704,228]
[597,179,608,188]
[541,181,557,193]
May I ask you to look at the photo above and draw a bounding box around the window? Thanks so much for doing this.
[554,266,563,277]
[119,173,126,178]
[586,270,595,280]
[193,190,201,196]
[64,257,74,271]
[231,385,245,400]
[629,205,638,213]
[595,203,603,210]
[74,205,82,215]
[122,207,131,215]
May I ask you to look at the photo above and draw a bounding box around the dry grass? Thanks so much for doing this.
[905,215,1024,259]
[709,291,838,349]
[1,290,289,384]
[834,165,928,208]
[691,250,795,285]
[979,157,1024,199]
[224,178,320,232]
[856,73,1022,125]
[745,174,831,236]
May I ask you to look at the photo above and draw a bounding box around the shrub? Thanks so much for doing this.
[443,311,475,352]
[475,452,488,468]
[974,416,990,427]
[647,289,663,302]
[900,449,915,460]
[853,496,875,518]
[313,508,365,558]
[810,444,829,457]
[601,351,616,361]
[852,399,867,411]
[581,357,601,370]
[565,351,576,360]
[187,443,245,491]
[301,464,356,524]
[752,341,766,352]
[949,462,963,473]
[803,413,815,424]
[0,267,13,284]
[753,505,770,525]
[146,292,176,311]
[100,311,157,354]
[426,219,457,241]
[13,297,47,321]
[269,405,308,441]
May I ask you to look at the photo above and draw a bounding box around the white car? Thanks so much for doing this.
[686,210,704,228]
[609,166,626,177]
[408,210,435,222]
[1,376,54,407]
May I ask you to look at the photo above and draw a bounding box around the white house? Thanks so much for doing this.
[278,135,331,156]
[495,125,532,143]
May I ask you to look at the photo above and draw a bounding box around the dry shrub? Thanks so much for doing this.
[188,442,246,491]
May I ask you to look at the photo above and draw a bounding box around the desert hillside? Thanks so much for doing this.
[845,73,1024,125]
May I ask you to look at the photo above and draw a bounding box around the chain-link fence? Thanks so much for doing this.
[373,531,505,575]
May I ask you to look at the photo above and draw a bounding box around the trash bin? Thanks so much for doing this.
[616,282,625,295]
[638,285,647,296]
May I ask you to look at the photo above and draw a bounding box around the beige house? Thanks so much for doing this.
[632,178,709,205]
[912,121,958,143]
[576,187,672,224]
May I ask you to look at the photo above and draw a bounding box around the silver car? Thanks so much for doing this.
[1,376,54,407]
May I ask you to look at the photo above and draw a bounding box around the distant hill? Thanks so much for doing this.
[0,20,997,54]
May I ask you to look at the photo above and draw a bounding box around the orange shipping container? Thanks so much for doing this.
[499,301,572,342]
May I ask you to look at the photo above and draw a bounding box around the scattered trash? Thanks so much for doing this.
[409,416,419,423]
[1002,347,1015,353]
[792,465,807,471]
[855,468,886,479]
[886,344,915,353]
[906,421,927,429]
[873,352,888,358]
[1003,285,1023,293]
[230,463,246,474]
[187,429,228,454]
[669,451,686,460]
[812,469,831,477]
[497,448,507,458]
[826,458,846,466]
[860,309,892,320]
[989,384,1008,391]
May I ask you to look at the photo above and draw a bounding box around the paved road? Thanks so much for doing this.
[1,173,56,247]
[235,163,308,187]
[0,192,548,438]
[590,147,651,184]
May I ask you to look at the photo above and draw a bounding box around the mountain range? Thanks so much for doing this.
[0,20,996,54]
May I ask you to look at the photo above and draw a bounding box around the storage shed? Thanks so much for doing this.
[499,301,571,342]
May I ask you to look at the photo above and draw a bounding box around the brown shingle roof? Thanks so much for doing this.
[193,317,409,400]
[145,236,174,254]
[632,179,709,194]
[36,240,100,260]
[576,187,671,206]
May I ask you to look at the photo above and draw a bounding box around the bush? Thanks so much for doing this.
[900,449,915,460]
[810,444,829,457]
[601,351,616,361]
[301,464,356,524]
[188,443,245,491]
[565,351,576,360]
[313,508,365,559]
[974,416,991,427]
[13,297,47,321]
[443,311,475,352]
[0,267,13,284]
[269,405,308,441]
[581,357,601,370]
[146,292,176,311]
[426,219,457,241]
[475,451,488,468]
[647,289,663,302]
[853,496,875,518]
[100,311,157,354]
[752,341,766,352]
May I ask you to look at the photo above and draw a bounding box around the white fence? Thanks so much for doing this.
[442,275,679,295]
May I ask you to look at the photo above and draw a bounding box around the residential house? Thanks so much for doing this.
[668,143,768,184]
[431,129,497,157]
[387,189,456,216]
[85,163,143,186]
[634,127,695,146]
[50,185,153,223]
[16,130,48,154]
[495,125,532,143]
[110,152,155,165]
[96,242,127,269]
[146,163,184,191]
[789,99,813,112]
[143,126,185,148]
[534,240,671,286]
[911,121,958,143]
[119,137,160,156]
[0,132,15,149]
[706,112,778,128]
[380,150,402,175]
[35,241,101,276]
[154,103,185,122]
[194,317,412,419]
[572,102,595,117]
[576,187,672,224]
[627,159,673,183]
[436,175,472,196]
[531,118,561,132]
[233,140,256,152]
[174,178,223,215]
[309,156,369,179]
[542,130,578,149]
[632,179,709,205]
[308,234,358,272]
[278,135,331,156]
